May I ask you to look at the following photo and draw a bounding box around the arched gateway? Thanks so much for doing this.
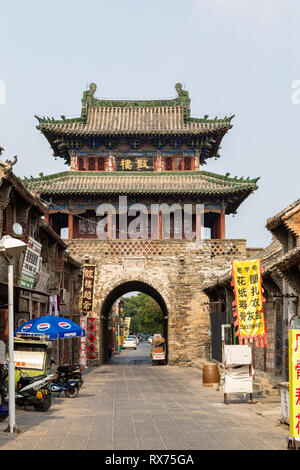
[99,279,169,363]
[27,83,259,366]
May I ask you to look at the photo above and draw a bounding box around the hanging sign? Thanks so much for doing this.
[231,259,267,347]
[18,237,42,289]
[124,317,131,336]
[289,330,300,441]
[79,316,87,368]
[116,156,154,172]
[81,265,96,314]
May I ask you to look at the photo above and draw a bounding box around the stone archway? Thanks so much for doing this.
[99,279,170,364]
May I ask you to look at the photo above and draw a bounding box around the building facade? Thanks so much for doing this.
[0,155,82,364]
[27,83,259,365]
[204,198,300,382]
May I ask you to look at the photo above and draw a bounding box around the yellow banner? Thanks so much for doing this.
[289,330,300,438]
[231,259,267,346]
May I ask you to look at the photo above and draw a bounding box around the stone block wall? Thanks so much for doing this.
[67,239,247,366]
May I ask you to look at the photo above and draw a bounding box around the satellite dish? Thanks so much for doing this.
[12,223,23,236]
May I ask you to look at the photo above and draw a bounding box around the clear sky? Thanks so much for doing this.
[0,0,300,248]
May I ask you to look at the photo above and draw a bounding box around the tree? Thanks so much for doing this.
[122,296,140,333]
[122,293,163,335]
[138,294,163,335]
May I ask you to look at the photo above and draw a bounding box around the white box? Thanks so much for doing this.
[224,345,252,366]
[223,375,253,393]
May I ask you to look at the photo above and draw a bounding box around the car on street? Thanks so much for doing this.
[148,336,154,344]
[122,338,137,350]
[128,335,139,345]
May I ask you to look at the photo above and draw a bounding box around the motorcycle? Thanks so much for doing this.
[56,364,83,388]
[0,361,54,413]
[51,372,80,398]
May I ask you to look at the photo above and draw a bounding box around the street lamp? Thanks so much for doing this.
[0,234,27,433]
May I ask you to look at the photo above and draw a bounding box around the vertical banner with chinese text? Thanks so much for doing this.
[289,329,300,439]
[231,259,267,347]
[81,265,96,314]
[79,316,87,368]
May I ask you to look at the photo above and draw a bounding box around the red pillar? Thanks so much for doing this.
[158,211,162,239]
[220,209,226,239]
[68,209,74,240]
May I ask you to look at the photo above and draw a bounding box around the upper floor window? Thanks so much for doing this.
[88,158,95,171]
[78,158,85,171]
[164,156,193,171]
[184,157,191,171]
[98,157,105,171]
[78,156,105,171]
[165,157,173,171]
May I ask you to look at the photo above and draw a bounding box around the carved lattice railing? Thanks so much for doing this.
[67,238,247,258]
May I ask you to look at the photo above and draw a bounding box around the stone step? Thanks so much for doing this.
[253,372,280,396]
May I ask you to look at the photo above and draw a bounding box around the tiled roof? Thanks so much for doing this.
[37,106,233,136]
[0,160,46,215]
[25,170,258,214]
[269,245,300,270]
[266,199,300,230]
[35,82,234,137]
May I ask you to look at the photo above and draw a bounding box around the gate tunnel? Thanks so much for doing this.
[99,281,168,364]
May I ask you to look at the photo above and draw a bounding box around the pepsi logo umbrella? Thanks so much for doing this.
[15,315,86,339]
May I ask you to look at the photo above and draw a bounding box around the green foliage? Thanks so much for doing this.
[123,293,163,335]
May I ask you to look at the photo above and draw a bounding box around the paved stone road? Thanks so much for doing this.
[0,343,290,450]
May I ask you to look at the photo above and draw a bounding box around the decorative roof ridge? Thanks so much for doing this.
[35,115,83,125]
[186,115,235,124]
[80,83,191,120]
[23,170,259,187]
[200,171,260,186]
[34,83,233,128]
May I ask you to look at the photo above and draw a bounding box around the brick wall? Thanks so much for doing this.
[67,238,247,366]
[251,301,276,373]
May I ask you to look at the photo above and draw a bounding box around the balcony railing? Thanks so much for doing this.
[67,238,247,258]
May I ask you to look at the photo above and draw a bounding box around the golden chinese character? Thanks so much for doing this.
[82,300,92,311]
[121,159,132,170]
[84,279,93,289]
[84,269,94,278]
[137,158,149,169]
[83,290,92,300]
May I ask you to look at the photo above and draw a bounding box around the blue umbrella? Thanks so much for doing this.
[14,315,86,340]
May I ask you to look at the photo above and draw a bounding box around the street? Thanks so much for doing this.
[0,341,290,450]
[111,340,152,365]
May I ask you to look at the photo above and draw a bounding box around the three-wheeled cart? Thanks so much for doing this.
[150,336,166,366]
